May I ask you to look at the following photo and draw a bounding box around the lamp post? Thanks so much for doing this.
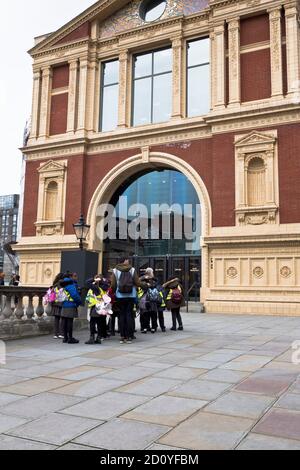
[73,214,90,251]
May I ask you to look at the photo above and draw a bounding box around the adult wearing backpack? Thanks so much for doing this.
[111,258,140,344]
[61,273,82,344]
[163,277,185,331]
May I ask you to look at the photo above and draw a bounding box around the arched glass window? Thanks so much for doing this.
[45,181,58,221]
[140,0,167,22]
[247,157,266,206]
[103,169,201,257]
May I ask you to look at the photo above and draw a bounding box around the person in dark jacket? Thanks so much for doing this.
[61,273,82,344]
[138,272,165,334]
[111,258,141,344]
[49,272,65,339]
[0,272,5,286]
[163,277,185,331]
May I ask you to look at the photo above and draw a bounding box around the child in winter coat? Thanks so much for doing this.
[61,273,82,344]
[85,275,110,345]
[163,277,185,331]
[138,274,165,334]
[49,272,65,339]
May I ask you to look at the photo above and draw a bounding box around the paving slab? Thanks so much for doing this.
[61,391,151,421]
[200,369,250,384]
[0,377,71,396]
[234,374,295,397]
[52,377,125,398]
[101,366,159,383]
[204,391,275,419]
[74,418,170,450]
[253,408,300,441]
[0,392,25,406]
[0,435,56,450]
[159,411,254,450]
[47,365,112,381]
[237,433,300,450]
[168,379,231,401]
[220,355,272,372]
[154,366,206,381]
[8,412,103,446]
[1,392,84,419]
[0,413,28,433]
[116,377,181,397]
[123,395,207,426]
[57,443,99,450]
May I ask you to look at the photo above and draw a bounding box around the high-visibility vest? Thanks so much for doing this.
[86,288,106,308]
[64,288,74,303]
[166,285,182,301]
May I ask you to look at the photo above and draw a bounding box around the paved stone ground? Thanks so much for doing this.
[0,312,300,450]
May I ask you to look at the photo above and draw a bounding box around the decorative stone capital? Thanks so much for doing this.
[227,17,240,31]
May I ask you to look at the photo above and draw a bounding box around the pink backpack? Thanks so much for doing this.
[43,288,56,306]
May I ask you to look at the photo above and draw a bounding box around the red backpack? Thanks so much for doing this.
[171,287,183,304]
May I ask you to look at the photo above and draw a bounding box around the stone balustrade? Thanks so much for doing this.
[0,286,87,341]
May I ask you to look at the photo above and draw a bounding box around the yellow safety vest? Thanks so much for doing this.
[166,285,182,301]
[86,288,105,308]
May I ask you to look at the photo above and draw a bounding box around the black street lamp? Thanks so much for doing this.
[73,214,90,251]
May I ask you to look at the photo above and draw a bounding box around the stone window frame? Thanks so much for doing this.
[35,160,67,236]
[235,130,279,226]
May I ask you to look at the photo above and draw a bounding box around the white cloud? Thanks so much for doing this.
[0,0,95,196]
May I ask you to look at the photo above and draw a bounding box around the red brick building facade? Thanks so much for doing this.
[18,0,300,315]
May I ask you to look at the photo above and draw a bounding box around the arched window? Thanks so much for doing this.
[45,181,58,221]
[247,157,266,206]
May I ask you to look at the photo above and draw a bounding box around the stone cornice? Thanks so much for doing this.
[22,102,300,161]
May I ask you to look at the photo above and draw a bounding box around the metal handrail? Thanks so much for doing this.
[186,282,200,313]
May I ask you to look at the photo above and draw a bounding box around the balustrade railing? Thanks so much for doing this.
[0,286,49,322]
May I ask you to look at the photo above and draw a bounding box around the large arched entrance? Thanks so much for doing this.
[87,152,211,303]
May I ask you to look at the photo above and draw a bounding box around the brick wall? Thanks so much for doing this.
[55,22,90,45]
[21,122,300,238]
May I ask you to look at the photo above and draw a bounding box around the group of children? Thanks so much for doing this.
[46,265,185,346]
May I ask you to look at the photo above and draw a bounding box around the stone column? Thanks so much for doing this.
[211,22,226,109]
[285,3,300,96]
[118,50,129,128]
[269,7,283,98]
[86,57,99,132]
[172,36,184,119]
[39,66,52,138]
[66,60,78,134]
[228,18,241,107]
[30,69,41,139]
[77,58,89,132]
[266,151,275,204]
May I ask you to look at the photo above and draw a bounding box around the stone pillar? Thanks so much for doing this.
[118,50,129,128]
[285,3,300,96]
[86,57,99,132]
[228,18,241,107]
[30,69,41,139]
[212,22,226,109]
[77,58,89,132]
[266,151,275,204]
[269,7,283,98]
[39,66,52,138]
[67,60,78,134]
[172,36,184,119]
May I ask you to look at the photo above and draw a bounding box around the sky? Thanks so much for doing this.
[0,0,95,196]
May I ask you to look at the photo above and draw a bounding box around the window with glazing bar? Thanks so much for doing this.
[132,47,172,126]
[100,60,119,132]
[187,37,210,117]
